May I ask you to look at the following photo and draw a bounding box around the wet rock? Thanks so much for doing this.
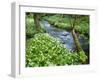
[61,32,69,36]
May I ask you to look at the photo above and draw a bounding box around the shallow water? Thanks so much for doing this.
[41,20,89,53]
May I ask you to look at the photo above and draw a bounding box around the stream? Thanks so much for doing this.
[41,21,89,54]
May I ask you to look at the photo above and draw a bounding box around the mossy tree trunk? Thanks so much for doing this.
[68,15,87,63]
[69,15,84,52]
[71,28,83,52]
[33,13,40,31]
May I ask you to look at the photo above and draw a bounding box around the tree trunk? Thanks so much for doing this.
[33,13,40,31]
[71,28,83,52]
[68,15,87,63]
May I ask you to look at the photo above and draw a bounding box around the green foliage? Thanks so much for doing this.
[43,14,89,38]
[43,15,71,30]
[79,51,87,63]
[26,17,46,39]
[26,33,87,67]
[26,18,35,37]
[25,13,89,67]
[75,18,89,38]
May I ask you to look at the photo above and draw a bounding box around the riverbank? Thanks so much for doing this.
[25,13,90,67]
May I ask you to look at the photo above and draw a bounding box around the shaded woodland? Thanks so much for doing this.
[26,12,89,67]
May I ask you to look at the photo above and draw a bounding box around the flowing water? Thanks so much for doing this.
[41,21,89,53]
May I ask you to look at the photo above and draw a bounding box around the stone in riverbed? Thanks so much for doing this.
[61,32,69,36]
